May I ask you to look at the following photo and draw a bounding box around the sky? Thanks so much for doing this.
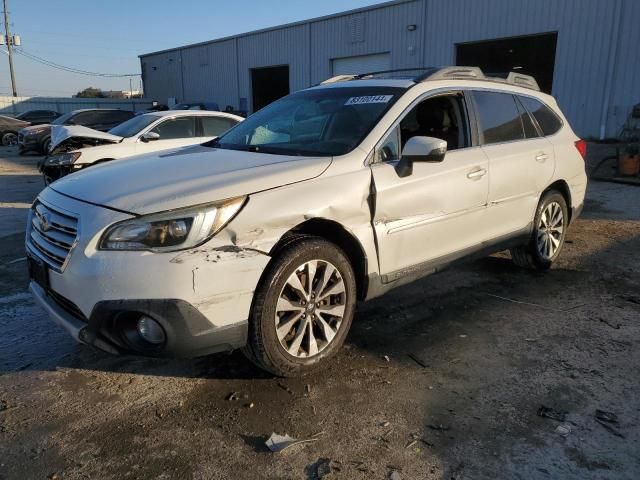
[1,0,382,97]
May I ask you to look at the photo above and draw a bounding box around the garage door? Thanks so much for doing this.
[332,53,391,76]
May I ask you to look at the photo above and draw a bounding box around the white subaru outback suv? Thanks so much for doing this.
[27,67,587,376]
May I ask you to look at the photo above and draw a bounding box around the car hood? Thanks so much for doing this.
[0,116,29,128]
[20,124,51,134]
[50,125,122,152]
[50,145,332,214]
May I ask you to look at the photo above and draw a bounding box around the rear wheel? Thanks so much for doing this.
[511,190,568,270]
[243,237,356,377]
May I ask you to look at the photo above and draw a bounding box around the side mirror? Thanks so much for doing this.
[141,131,160,143]
[396,136,447,178]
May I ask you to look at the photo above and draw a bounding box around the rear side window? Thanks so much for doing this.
[201,116,238,137]
[151,117,197,139]
[472,91,523,145]
[519,96,562,136]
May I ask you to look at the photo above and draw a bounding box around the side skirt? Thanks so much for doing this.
[365,223,532,300]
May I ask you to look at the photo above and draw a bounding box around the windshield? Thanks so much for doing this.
[208,87,404,156]
[52,112,75,125]
[109,114,159,137]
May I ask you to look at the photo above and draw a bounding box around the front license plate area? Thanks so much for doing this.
[27,254,50,290]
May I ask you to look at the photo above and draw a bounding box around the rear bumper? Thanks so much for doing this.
[30,281,248,358]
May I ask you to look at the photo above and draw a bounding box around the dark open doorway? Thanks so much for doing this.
[251,65,290,112]
[456,32,558,94]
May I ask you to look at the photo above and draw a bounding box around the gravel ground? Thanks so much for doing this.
[0,145,638,480]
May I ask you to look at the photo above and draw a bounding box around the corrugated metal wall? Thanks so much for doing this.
[0,96,152,115]
[140,0,639,138]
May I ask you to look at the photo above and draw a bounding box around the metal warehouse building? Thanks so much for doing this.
[139,0,639,139]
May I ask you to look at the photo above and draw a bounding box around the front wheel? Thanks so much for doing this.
[2,131,18,146]
[511,190,569,270]
[243,237,356,377]
[40,136,51,155]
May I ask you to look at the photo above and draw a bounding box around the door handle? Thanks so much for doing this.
[467,168,487,180]
[535,152,549,163]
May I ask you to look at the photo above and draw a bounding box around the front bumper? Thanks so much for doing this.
[28,187,271,358]
[18,134,41,151]
[30,282,248,357]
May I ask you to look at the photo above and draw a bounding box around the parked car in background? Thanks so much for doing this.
[15,110,60,125]
[18,109,136,154]
[26,67,587,376]
[0,114,30,146]
[41,110,243,183]
[170,101,220,111]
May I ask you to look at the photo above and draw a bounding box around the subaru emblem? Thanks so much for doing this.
[39,213,52,232]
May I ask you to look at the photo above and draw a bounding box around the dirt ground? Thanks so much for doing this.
[0,145,638,480]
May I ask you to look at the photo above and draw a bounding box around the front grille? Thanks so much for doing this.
[47,289,87,322]
[26,200,79,272]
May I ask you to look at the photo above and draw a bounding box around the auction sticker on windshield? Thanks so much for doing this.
[345,95,393,106]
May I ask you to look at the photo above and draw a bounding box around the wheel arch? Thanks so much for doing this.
[268,218,369,301]
[543,180,573,221]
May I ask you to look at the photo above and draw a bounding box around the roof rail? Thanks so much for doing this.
[423,66,485,81]
[320,74,357,85]
[505,72,540,91]
[318,66,541,91]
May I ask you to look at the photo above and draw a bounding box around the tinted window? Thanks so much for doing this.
[473,91,524,144]
[100,110,134,124]
[201,116,238,137]
[519,96,562,136]
[151,117,197,139]
[69,111,99,126]
[515,97,539,139]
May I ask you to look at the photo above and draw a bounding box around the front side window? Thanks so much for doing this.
[150,117,197,139]
[400,94,470,151]
[201,116,238,137]
[519,96,562,136]
[473,91,524,145]
[209,87,405,156]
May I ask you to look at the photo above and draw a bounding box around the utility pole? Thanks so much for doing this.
[129,77,133,98]
[2,0,17,97]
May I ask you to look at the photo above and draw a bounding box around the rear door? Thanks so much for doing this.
[472,90,555,239]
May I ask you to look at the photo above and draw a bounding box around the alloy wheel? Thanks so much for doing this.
[2,132,17,146]
[274,259,346,358]
[537,201,564,260]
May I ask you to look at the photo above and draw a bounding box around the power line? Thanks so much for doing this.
[11,48,139,77]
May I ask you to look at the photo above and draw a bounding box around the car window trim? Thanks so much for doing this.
[517,94,564,139]
[470,89,534,147]
[514,95,544,139]
[371,88,478,165]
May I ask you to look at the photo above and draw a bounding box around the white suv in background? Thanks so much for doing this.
[27,67,587,376]
[40,110,243,184]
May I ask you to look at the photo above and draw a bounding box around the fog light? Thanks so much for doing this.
[136,316,166,345]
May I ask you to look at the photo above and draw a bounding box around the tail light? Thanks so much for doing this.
[574,139,587,160]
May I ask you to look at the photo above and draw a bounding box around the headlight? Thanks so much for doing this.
[99,197,247,252]
[45,152,81,166]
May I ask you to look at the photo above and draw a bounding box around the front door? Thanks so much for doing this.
[136,116,202,154]
[370,92,490,280]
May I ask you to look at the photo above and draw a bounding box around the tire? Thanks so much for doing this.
[510,190,569,270]
[40,137,51,155]
[2,131,18,146]
[243,237,356,377]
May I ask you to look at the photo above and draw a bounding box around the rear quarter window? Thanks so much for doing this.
[519,96,563,136]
